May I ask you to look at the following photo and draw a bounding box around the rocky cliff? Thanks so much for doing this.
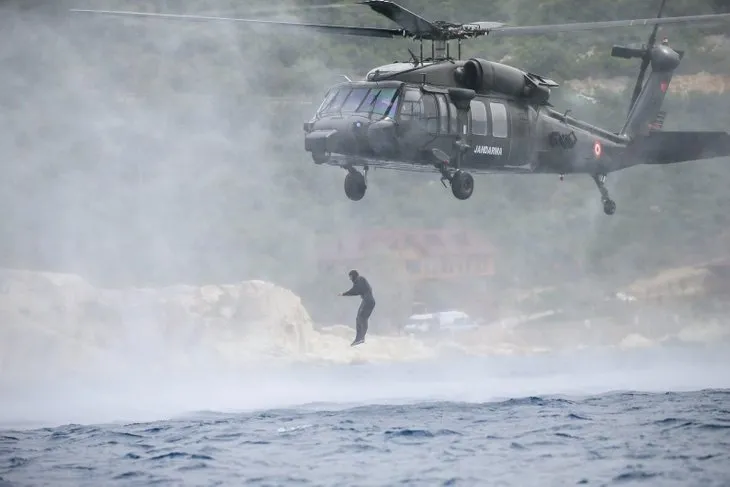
[2,268,726,384]
[0,268,443,380]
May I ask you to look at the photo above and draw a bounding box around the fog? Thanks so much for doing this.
[1,0,729,430]
[2,341,729,429]
[2,0,353,285]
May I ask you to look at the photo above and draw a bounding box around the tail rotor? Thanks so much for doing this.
[627,0,667,113]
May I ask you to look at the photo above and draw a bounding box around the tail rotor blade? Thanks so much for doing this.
[629,0,667,111]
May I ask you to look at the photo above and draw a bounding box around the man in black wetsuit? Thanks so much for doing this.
[339,269,375,346]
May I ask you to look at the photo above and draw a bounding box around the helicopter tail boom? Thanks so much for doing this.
[630,131,730,165]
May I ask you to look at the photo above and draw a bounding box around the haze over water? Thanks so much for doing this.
[2,344,730,486]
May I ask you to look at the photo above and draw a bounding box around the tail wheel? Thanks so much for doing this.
[603,199,616,215]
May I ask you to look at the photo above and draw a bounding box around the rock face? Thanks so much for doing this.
[0,269,439,379]
[4,268,725,381]
[0,270,309,375]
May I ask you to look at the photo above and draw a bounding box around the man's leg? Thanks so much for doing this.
[352,301,365,344]
[359,300,375,340]
[354,316,364,342]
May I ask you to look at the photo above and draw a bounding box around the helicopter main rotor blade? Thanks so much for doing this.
[360,0,440,38]
[207,4,359,18]
[246,4,357,16]
[479,12,730,37]
[69,9,405,39]
[69,2,730,43]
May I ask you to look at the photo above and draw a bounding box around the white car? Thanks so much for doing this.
[403,310,479,335]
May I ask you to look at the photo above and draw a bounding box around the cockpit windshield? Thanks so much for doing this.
[317,84,400,119]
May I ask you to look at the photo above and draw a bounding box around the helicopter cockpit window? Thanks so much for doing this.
[372,88,398,117]
[357,89,378,113]
[355,87,399,118]
[340,87,370,112]
[470,100,488,136]
[317,89,337,113]
[319,87,350,115]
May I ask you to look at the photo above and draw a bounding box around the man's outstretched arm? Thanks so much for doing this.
[340,281,362,296]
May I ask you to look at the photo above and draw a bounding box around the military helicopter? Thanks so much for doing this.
[72,1,730,215]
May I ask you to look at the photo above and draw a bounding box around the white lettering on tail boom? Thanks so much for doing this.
[474,145,503,156]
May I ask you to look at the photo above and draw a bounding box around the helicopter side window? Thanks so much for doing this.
[470,100,488,136]
[422,93,439,133]
[340,87,370,112]
[435,94,449,135]
[490,102,509,138]
[400,88,422,120]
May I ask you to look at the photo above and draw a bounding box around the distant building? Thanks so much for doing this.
[316,227,496,281]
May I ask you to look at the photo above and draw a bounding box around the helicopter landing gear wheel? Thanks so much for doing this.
[450,170,474,200]
[602,198,616,215]
[344,167,367,201]
[592,173,616,216]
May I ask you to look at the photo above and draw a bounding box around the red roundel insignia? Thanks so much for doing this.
[593,140,602,158]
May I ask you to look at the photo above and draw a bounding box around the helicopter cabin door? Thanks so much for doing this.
[468,98,511,165]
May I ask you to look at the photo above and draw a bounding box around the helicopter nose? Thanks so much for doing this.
[367,118,398,157]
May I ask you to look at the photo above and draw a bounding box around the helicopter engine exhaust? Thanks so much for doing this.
[456,58,551,104]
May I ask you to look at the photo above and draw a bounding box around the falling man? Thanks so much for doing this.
[339,269,376,346]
